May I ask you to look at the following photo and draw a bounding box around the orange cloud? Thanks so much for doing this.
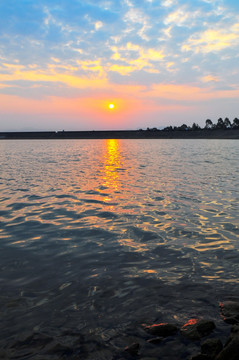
[0,64,108,89]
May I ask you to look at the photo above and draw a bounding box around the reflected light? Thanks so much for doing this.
[118,238,148,252]
[102,139,123,191]
[182,318,198,328]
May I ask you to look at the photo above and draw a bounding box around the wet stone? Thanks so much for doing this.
[219,301,239,324]
[0,350,8,359]
[180,319,215,340]
[143,323,178,337]
[45,342,73,356]
[11,332,53,350]
[191,354,212,360]
[231,324,239,336]
[215,324,239,360]
[201,338,223,358]
[84,349,113,360]
[125,342,140,356]
[147,337,163,344]
[215,337,239,360]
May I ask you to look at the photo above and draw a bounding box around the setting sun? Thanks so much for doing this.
[108,103,115,110]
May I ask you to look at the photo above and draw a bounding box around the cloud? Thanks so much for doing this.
[201,75,220,83]
[0,65,108,90]
[123,7,151,41]
[164,7,202,27]
[161,0,175,7]
[94,21,103,30]
[182,25,239,53]
[109,43,164,75]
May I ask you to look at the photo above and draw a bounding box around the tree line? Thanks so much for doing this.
[143,117,239,132]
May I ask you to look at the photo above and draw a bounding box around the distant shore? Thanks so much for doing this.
[0,128,239,140]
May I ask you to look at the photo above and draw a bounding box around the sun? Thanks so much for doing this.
[108,103,115,110]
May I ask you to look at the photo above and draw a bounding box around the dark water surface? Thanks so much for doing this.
[0,139,239,359]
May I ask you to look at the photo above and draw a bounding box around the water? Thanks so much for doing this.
[0,139,239,359]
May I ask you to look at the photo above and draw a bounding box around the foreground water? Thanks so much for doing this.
[0,139,239,359]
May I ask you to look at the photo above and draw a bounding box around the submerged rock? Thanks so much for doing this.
[180,319,215,340]
[147,337,163,344]
[201,338,223,358]
[215,324,239,360]
[0,350,8,359]
[45,342,73,356]
[125,342,140,356]
[215,338,239,360]
[11,332,53,350]
[219,301,239,324]
[143,323,178,337]
[191,354,212,360]
[231,324,239,336]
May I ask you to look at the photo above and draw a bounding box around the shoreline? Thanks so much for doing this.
[0,128,239,140]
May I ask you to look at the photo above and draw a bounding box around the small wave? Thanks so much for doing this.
[7,202,34,211]
[97,211,118,219]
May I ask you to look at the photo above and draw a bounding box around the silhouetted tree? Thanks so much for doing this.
[178,124,188,131]
[205,119,213,129]
[192,123,201,131]
[232,118,239,128]
[216,118,224,129]
[163,126,173,131]
[224,118,231,128]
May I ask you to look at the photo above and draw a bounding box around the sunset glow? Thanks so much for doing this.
[0,0,239,131]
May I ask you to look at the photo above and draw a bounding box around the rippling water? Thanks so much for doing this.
[0,139,239,359]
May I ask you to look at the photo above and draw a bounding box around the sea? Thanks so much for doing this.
[0,139,239,359]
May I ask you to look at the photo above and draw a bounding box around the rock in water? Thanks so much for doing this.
[201,338,223,358]
[143,323,178,337]
[147,337,163,344]
[219,301,239,324]
[180,319,215,340]
[125,342,140,356]
[215,338,239,360]
[191,355,212,360]
[215,324,239,360]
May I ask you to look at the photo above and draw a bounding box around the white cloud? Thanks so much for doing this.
[124,7,151,41]
[95,21,103,30]
[161,0,175,8]
[124,8,146,23]
[164,7,201,27]
[162,25,173,38]
[124,0,133,7]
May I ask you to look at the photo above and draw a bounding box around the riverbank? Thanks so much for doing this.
[0,128,239,140]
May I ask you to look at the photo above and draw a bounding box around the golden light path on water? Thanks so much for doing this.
[100,139,153,256]
[102,139,123,191]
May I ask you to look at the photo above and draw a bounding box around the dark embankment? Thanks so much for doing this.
[0,128,239,140]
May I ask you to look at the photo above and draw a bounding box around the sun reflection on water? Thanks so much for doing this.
[101,139,124,192]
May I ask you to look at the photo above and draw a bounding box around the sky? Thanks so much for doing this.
[0,0,239,131]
